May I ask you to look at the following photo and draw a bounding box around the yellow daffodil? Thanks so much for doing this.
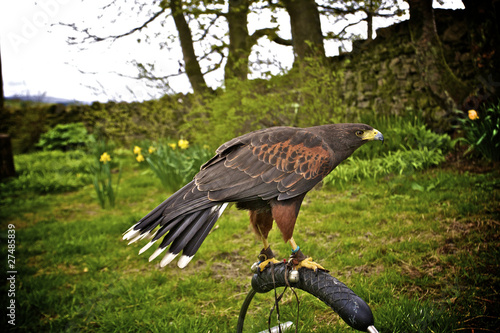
[468,109,479,120]
[178,139,189,150]
[133,146,142,155]
[136,154,145,163]
[148,146,156,154]
[100,152,111,164]
[168,143,177,150]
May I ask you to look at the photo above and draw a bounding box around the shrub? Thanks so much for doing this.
[36,122,93,151]
[182,63,346,148]
[79,96,190,145]
[457,101,500,161]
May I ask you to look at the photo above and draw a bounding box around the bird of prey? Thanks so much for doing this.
[123,124,384,271]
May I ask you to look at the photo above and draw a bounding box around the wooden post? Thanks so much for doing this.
[0,133,16,179]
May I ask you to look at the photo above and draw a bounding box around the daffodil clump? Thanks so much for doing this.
[133,144,168,163]
[133,146,145,162]
[166,139,189,151]
[90,141,122,209]
[457,102,500,161]
[133,140,189,164]
[132,139,211,192]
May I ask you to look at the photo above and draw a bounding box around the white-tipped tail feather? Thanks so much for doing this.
[139,240,157,255]
[141,231,156,241]
[177,255,194,268]
[122,224,136,236]
[149,246,167,262]
[160,252,178,267]
[127,232,145,245]
[123,228,141,241]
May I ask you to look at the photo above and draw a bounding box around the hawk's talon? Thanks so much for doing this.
[258,257,281,272]
[295,257,327,272]
[255,246,280,272]
[288,248,328,272]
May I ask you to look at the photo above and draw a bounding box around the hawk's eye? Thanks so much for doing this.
[355,130,364,136]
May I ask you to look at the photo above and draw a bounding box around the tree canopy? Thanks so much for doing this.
[61,0,409,95]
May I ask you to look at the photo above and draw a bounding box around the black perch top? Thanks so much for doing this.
[251,263,377,332]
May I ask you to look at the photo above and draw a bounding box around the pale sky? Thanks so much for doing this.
[1,0,463,103]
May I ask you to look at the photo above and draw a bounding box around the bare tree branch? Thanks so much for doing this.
[271,35,293,46]
[58,7,168,44]
[192,14,222,43]
[324,17,366,41]
[318,4,360,15]
[250,27,293,47]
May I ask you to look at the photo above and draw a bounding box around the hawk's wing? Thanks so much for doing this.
[194,127,334,202]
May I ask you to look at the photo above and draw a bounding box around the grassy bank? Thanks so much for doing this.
[1,157,498,332]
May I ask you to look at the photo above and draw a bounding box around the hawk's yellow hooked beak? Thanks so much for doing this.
[361,129,384,142]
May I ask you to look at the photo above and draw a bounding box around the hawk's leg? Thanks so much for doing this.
[288,237,327,272]
[270,197,326,272]
[249,210,280,271]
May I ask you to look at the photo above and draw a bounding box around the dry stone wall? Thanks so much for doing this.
[330,8,497,127]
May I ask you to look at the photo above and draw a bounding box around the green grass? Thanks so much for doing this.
[1,160,498,332]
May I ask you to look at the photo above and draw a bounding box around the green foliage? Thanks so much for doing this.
[356,112,454,160]
[133,140,213,192]
[183,78,293,148]
[88,140,122,209]
[388,118,453,151]
[323,114,453,188]
[456,101,500,161]
[323,147,446,188]
[0,150,94,195]
[36,122,93,151]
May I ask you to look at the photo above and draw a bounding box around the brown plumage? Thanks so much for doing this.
[123,123,384,270]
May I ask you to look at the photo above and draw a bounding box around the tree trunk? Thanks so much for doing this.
[366,0,373,41]
[283,0,325,62]
[0,134,16,180]
[225,0,250,81]
[169,0,211,95]
[367,11,373,41]
[0,46,3,112]
[407,0,468,113]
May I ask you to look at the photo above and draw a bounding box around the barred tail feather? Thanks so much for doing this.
[123,182,229,268]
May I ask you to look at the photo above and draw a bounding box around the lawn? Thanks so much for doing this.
[1,156,499,332]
